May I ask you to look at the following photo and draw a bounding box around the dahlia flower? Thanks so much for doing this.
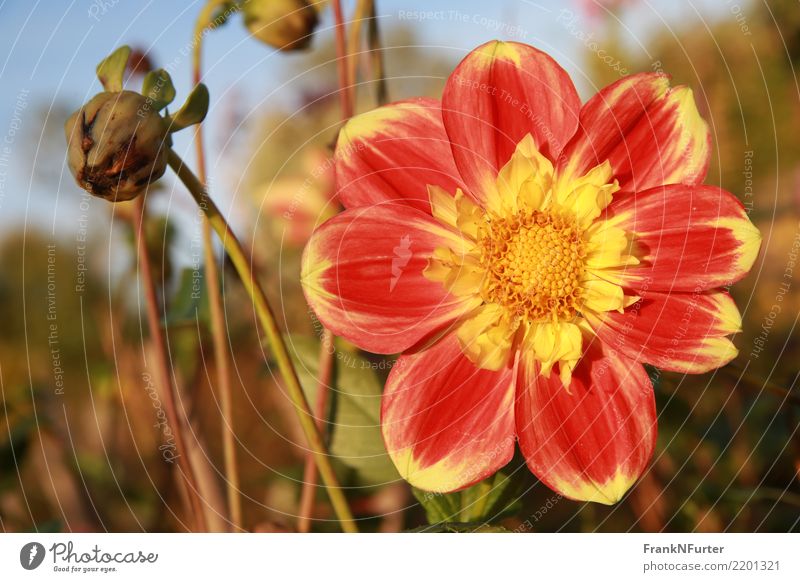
[301,41,760,503]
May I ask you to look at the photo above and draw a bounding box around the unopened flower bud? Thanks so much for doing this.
[64,90,169,202]
[243,0,319,51]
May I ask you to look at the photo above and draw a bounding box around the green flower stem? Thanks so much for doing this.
[465,479,493,523]
[192,0,242,531]
[167,149,358,533]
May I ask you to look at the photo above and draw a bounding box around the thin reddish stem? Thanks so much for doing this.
[332,0,354,119]
[192,1,243,530]
[296,329,335,532]
[132,196,208,532]
[296,0,354,532]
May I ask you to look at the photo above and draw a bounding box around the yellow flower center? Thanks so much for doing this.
[478,211,586,323]
[423,134,638,379]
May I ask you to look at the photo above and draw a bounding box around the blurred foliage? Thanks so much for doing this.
[1,2,798,534]
[289,333,399,485]
[413,469,525,525]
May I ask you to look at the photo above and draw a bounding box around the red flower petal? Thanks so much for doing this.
[560,73,710,192]
[584,290,741,374]
[301,203,473,354]
[515,341,656,504]
[441,40,580,204]
[382,332,515,492]
[335,98,465,212]
[605,184,761,292]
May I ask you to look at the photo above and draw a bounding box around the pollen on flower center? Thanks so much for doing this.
[478,211,586,322]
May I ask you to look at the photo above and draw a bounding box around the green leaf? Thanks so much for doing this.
[413,470,523,525]
[405,522,511,533]
[412,488,461,523]
[166,84,210,132]
[287,335,399,485]
[166,267,210,327]
[459,471,523,522]
[161,268,206,391]
[96,45,131,92]
[141,68,176,111]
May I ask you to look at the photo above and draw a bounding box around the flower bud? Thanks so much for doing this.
[64,90,168,202]
[243,0,319,51]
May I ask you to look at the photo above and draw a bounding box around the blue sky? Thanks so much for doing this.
[0,0,734,238]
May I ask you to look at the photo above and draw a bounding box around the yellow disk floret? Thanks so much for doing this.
[479,210,586,323]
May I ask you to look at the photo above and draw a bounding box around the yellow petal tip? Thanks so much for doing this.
[555,469,639,505]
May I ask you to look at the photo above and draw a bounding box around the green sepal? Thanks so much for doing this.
[96,45,131,92]
[141,68,176,111]
[413,470,524,525]
[166,84,210,132]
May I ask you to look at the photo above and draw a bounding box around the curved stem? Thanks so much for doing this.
[192,0,242,531]
[167,149,358,533]
[132,195,208,532]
